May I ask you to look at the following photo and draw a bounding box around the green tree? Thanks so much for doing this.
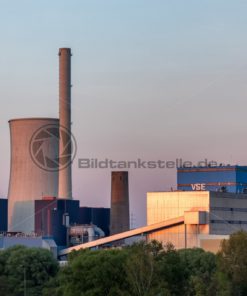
[0,245,58,296]
[155,243,187,295]
[208,271,232,296]
[125,241,184,296]
[52,248,129,296]
[46,241,172,296]
[125,241,156,296]
[178,248,216,296]
[218,230,247,296]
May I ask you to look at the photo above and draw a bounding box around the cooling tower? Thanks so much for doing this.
[58,48,72,199]
[110,171,130,235]
[8,118,59,232]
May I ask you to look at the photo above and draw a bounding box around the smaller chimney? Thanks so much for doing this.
[110,171,130,235]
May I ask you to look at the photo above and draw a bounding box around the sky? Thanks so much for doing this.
[1,0,247,226]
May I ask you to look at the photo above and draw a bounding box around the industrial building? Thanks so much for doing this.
[5,46,247,259]
[143,166,247,252]
[68,224,105,246]
[5,48,111,254]
[0,199,7,231]
[0,234,57,257]
[78,207,110,236]
[60,190,247,256]
[7,48,74,234]
[34,197,110,247]
[177,165,247,193]
[59,165,247,256]
[35,197,79,246]
[146,191,247,252]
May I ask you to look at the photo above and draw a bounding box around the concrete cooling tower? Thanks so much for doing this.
[8,118,59,232]
[110,171,130,235]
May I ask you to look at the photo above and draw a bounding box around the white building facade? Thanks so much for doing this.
[147,191,247,252]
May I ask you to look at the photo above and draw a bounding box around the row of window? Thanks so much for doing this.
[211,207,247,212]
[213,195,247,199]
[210,220,247,224]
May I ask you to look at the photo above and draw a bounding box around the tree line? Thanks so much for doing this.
[1,231,247,295]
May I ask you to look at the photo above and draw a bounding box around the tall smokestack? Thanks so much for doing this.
[58,48,72,199]
[110,171,130,235]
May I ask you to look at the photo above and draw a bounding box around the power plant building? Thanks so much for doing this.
[35,198,110,247]
[177,165,247,193]
[78,207,110,236]
[10,47,247,258]
[35,197,79,246]
[58,165,247,256]
[147,191,247,252]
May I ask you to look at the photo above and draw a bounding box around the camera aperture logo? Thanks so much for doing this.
[29,124,77,171]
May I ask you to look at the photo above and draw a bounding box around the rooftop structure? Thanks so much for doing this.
[177,165,247,193]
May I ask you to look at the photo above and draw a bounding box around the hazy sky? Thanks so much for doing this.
[1,0,247,226]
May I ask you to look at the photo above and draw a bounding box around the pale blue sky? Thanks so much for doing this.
[1,1,247,226]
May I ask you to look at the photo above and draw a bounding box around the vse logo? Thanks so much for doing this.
[191,183,206,191]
